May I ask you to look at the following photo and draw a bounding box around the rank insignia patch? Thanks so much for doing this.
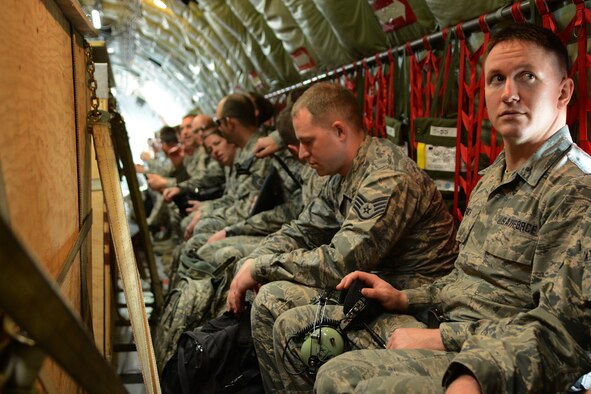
[352,194,389,220]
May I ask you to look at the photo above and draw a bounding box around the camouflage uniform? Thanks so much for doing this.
[250,135,458,392]
[178,145,226,190]
[292,126,591,393]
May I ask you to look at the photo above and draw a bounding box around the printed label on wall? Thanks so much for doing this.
[291,47,316,73]
[249,71,264,90]
[425,145,461,172]
[430,125,457,138]
[370,0,417,32]
[386,124,396,140]
[434,179,454,192]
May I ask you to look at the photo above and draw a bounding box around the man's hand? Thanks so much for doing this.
[186,200,201,213]
[163,187,181,202]
[140,151,151,161]
[446,375,481,394]
[336,271,408,312]
[253,136,280,158]
[387,328,444,350]
[207,229,227,243]
[135,164,146,173]
[227,259,258,315]
[146,173,168,192]
[183,211,201,240]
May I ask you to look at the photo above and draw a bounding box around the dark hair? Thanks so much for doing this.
[221,93,257,127]
[292,82,363,130]
[159,126,179,145]
[276,105,298,146]
[202,127,222,140]
[487,22,569,75]
[248,91,276,126]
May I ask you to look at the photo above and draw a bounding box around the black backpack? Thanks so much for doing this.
[161,305,263,394]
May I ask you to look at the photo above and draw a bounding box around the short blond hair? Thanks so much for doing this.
[291,82,363,130]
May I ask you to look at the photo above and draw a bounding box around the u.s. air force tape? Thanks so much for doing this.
[352,194,389,220]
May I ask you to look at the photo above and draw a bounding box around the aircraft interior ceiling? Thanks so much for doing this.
[79,0,519,117]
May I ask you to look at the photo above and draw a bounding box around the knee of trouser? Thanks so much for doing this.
[314,357,346,393]
[252,282,275,316]
[254,280,296,310]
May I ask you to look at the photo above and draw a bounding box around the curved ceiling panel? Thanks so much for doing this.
[80,0,445,123]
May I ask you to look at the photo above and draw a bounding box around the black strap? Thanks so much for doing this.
[272,155,302,187]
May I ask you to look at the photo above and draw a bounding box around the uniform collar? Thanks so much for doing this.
[480,126,573,187]
[342,134,373,198]
[342,135,371,189]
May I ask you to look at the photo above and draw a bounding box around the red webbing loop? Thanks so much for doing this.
[511,3,526,22]
[343,64,359,96]
[375,54,388,138]
[387,48,396,117]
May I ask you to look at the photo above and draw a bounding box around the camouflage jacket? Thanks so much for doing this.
[177,145,225,191]
[200,129,272,224]
[223,151,304,236]
[403,127,591,392]
[249,135,458,288]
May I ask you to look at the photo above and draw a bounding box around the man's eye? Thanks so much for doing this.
[489,75,504,84]
[521,72,536,81]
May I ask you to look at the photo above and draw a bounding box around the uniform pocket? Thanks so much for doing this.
[483,223,537,265]
[456,208,479,244]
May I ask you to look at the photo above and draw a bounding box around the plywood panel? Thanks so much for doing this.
[0,0,79,278]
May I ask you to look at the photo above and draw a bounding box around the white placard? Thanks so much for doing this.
[425,145,456,172]
[430,125,457,138]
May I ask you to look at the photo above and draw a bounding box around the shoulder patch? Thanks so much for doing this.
[352,194,389,220]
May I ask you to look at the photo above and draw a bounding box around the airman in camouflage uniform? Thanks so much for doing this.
[273,23,591,394]
[226,82,458,392]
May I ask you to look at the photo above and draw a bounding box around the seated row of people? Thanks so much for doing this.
[147,22,591,393]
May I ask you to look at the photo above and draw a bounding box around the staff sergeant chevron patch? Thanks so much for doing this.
[352,194,389,220]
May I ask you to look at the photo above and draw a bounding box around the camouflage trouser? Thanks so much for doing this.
[271,304,426,393]
[174,235,262,286]
[190,215,227,239]
[315,348,456,393]
[198,235,263,264]
[251,281,321,393]
[154,277,215,372]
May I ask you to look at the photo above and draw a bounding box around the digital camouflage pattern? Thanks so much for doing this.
[249,136,458,289]
[223,151,304,237]
[311,127,591,393]
[178,145,226,191]
[250,135,458,392]
[154,277,214,372]
[193,128,271,223]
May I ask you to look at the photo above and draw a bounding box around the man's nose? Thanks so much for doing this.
[501,79,519,103]
[298,144,309,160]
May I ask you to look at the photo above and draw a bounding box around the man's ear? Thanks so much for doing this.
[287,144,300,157]
[331,120,347,141]
[558,77,575,109]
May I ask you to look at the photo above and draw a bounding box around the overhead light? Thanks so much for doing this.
[175,72,185,81]
[206,61,215,71]
[154,0,167,9]
[107,47,115,54]
[91,9,101,29]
